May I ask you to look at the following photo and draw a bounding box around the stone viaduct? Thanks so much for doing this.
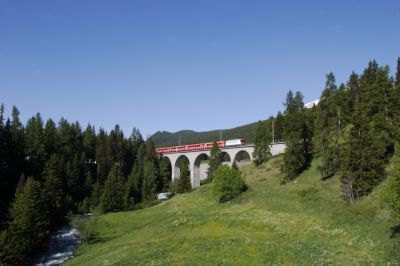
[160,143,286,188]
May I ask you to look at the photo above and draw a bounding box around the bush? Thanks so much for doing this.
[212,165,247,203]
[382,144,400,219]
[72,214,97,244]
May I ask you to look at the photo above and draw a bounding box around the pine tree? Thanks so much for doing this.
[109,124,125,166]
[207,141,221,181]
[253,120,272,166]
[341,99,386,202]
[43,118,58,158]
[144,138,161,193]
[335,83,352,126]
[0,103,4,126]
[24,113,45,178]
[0,177,49,266]
[10,105,25,186]
[89,178,102,210]
[274,111,284,142]
[100,164,124,213]
[314,73,341,179]
[129,142,147,203]
[0,110,18,222]
[359,61,396,155]
[281,91,312,183]
[96,128,112,184]
[177,158,191,193]
[142,160,157,201]
[158,157,172,192]
[347,71,360,114]
[124,170,136,210]
[83,124,96,160]
[66,155,83,203]
[58,118,77,161]
[43,154,67,226]
[15,174,26,197]
[396,57,400,89]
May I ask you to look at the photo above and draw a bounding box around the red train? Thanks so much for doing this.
[155,139,246,154]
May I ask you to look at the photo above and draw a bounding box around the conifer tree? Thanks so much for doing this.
[253,120,272,166]
[334,83,352,126]
[396,57,400,89]
[24,113,45,178]
[207,141,221,181]
[57,118,77,161]
[145,138,158,163]
[10,106,25,185]
[100,164,124,212]
[158,157,172,192]
[359,61,396,155]
[347,71,360,113]
[314,73,341,179]
[142,160,157,201]
[129,142,147,203]
[15,174,26,197]
[83,124,96,160]
[96,128,112,184]
[43,154,67,226]
[0,177,49,266]
[124,169,136,210]
[144,138,161,192]
[0,106,25,222]
[177,158,191,193]
[89,178,102,210]
[281,91,312,183]
[125,163,143,206]
[341,99,386,202]
[274,111,284,142]
[0,103,4,125]
[66,154,83,203]
[109,124,125,167]
[43,119,58,158]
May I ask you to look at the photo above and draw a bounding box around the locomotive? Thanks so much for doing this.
[155,139,246,154]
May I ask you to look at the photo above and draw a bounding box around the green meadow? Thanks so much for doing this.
[66,157,399,265]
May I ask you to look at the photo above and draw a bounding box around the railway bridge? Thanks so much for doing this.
[160,143,285,188]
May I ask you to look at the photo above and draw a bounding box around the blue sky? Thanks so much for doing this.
[1,0,399,137]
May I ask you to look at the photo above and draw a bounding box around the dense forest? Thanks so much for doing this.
[0,112,172,265]
[1,57,400,265]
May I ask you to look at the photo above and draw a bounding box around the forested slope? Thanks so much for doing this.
[151,122,259,147]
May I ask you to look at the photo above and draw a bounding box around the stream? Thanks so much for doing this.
[32,224,81,266]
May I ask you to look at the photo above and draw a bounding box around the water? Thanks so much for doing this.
[32,225,81,266]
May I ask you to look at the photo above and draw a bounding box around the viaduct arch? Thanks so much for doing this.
[160,143,285,188]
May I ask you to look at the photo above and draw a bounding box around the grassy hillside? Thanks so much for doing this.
[151,122,258,147]
[66,157,399,265]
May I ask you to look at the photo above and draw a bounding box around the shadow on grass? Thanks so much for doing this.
[390,224,400,239]
[89,235,119,244]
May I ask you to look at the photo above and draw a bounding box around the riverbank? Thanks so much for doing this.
[31,225,80,266]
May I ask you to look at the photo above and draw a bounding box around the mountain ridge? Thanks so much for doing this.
[151,121,259,147]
